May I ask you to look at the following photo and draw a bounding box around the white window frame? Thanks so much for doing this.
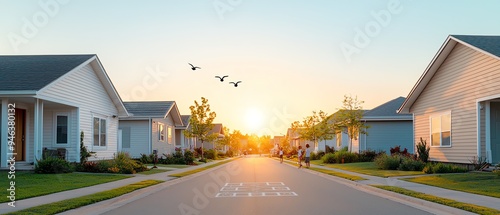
[93,116,107,148]
[158,123,165,142]
[430,111,452,148]
[54,113,69,145]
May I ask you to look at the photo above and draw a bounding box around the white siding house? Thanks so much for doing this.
[0,55,129,168]
[119,101,183,158]
[399,35,500,164]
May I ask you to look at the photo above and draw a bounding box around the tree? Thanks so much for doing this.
[183,97,218,160]
[335,95,369,152]
[229,130,243,154]
[291,110,332,151]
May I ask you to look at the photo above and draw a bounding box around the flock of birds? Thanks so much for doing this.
[189,63,242,87]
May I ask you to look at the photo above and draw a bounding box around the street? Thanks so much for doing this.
[101,155,434,215]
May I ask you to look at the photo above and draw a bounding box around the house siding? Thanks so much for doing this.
[410,43,500,163]
[359,121,413,154]
[38,63,119,160]
[119,120,149,158]
[152,116,176,156]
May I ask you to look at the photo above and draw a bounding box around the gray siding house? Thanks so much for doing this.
[359,97,413,154]
[0,55,129,168]
[119,101,183,158]
[399,35,500,164]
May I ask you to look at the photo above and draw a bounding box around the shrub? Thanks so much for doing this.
[113,152,147,174]
[321,153,336,164]
[35,157,74,174]
[204,149,218,160]
[80,131,95,163]
[390,145,410,156]
[398,157,425,171]
[423,162,469,174]
[358,149,380,162]
[225,149,234,157]
[334,150,358,163]
[311,151,325,160]
[340,146,349,152]
[199,157,207,163]
[416,138,430,163]
[468,156,489,171]
[139,153,154,164]
[184,150,195,165]
[325,145,335,154]
[374,154,401,170]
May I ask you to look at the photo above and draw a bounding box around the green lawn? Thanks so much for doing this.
[402,172,500,198]
[373,185,500,215]
[137,168,170,175]
[7,180,163,215]
[169,159,235,177]
[310,160,425,177]
[309,167,367,181]
[145,164,191,169]
[0,171,130,203]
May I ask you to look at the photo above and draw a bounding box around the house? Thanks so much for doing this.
[200,123,226,152]
[0,54,129,168]
[119,101,183,158]
[359,97,413,154]
[175,115,195,151]
[399,35,500,164]
[286,128,314,151]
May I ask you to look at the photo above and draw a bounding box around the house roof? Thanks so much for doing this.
[210,123,225,137]
[399,35,500,113]
[363,97,412,121]
[123,101,183,126]
[0,54,129,116]
[0,55,95,91]
[181,115,191,127]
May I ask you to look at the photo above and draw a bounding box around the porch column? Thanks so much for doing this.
[477,102,481,158]
[485,101,492,163]
[33,99,44,163]
[1,99,8,168]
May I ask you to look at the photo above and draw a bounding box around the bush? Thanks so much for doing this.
[184,150,195,165]
[35,157,74,174]
[358,149,380,162]
[321,153,336,164]
[139,153,153,164]
[416,138,430,163]
[374,154,401,170]
[423,162,469,174]
[334,150,358,163]
[325,145,335,154]
[390,145,410,156]
[113,152,147,174]
[311,151,325,160]
[204,149,218,160]
[398,157,425,171]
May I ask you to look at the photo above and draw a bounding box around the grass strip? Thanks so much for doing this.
[137,168,170,175]
[6,180,163,215]
[0,172,130,203]
[169,159,236,177]
[309,167,367,181]
[372,185,500,215]
[310,160,424,178]
[402,173,500,198]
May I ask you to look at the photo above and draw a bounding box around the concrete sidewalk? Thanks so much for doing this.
[302,161,500,212]
[0,159,231,214]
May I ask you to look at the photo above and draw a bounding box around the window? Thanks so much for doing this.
[158,123,165,142]
[122,127,131,148]
[93,117,106,147]
[336,133,342,147]
[167,126,172,144]
[430,112,451,147]
[56,115,68,144]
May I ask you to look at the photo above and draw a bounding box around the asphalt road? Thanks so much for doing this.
[103,155,434,215]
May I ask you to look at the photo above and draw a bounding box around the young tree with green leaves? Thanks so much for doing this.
[291,110,332,151]
[183,97,218,160]
[335,95,369,153]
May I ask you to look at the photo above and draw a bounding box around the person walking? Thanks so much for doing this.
[297,146,303,168]
[305,144,311,168]
[279,147,284,163]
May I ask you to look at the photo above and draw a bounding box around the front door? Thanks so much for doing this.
[14,109,26,161]
[490,102,500,164]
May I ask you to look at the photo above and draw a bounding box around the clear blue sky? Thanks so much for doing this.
[2,0,500,136]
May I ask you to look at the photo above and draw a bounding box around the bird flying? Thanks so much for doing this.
[189,63,201,70]
[215,75,228,82]
[229,81,242,87]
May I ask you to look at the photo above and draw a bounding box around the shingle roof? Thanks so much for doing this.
[181,115,191,126]
[451,35,500,58]
[0,55,95,91]
[123,101,174,117]
[364,97,411,119]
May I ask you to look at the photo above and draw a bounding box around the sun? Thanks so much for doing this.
[245,107,264,132]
